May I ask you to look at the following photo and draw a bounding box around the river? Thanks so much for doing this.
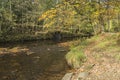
[0,40,72,80]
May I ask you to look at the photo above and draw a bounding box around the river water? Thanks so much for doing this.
[0,40,71,80]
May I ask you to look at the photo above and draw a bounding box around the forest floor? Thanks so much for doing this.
[70,33,120,80]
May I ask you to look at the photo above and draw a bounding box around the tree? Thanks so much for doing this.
[38,1,77,31]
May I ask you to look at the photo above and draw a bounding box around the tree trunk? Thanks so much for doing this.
[117,11,120,32]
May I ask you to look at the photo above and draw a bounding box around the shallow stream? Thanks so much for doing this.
[0,40,71,80]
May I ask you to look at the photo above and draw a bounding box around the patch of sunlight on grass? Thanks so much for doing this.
[66,48,86,69]
[93,34,120,55]
[106,45,120,53]
[93,40,110,50]
[66,33,120,69]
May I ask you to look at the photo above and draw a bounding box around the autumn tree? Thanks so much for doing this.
[39,1,77,32]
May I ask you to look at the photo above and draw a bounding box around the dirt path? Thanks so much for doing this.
[71,51,120,80]
[71,40,120,80]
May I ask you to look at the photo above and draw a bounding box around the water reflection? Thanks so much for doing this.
[0,41,69,80]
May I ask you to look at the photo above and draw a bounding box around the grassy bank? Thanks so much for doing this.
[66,32,120,68]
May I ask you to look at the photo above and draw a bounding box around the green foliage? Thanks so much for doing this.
[0,0,56,42]
[39,1,77,30]
[0,0,120,42]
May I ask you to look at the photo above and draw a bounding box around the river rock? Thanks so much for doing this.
[26,51,34,55]
[62,73,73,80]
[77,72,89,80]
[59,50,66,52]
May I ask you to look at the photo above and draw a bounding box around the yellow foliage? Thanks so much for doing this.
[44,21,55,27]
[38,1,77,28]
[38,9,57,21]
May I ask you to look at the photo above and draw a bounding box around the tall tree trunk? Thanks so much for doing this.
[107,0,111,32]
[98,0,105,33]
[0,24,1,32]
[9,0,12,21]
[118,11,120,28]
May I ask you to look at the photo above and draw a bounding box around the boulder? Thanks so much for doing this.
[62,73,73,80]
[77,72,89,80]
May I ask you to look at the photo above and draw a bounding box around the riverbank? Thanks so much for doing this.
[0,29,88,43]
[65,33,120,80]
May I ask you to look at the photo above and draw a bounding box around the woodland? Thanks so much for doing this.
[0,0,120,42]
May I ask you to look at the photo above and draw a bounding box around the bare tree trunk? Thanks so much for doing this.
[92,24,97,35]
[9,0,12,21]
[116,11,120,32]
[0,2,4,32]
[0,24,1,32]
[106,0,111,32]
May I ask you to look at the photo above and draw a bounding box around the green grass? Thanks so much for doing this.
[66,48,86,68]
[65,40,88,68]
[65,36,94,69]
[90,33,120,51]
[66,33,120,69]
[93,40,110,50]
